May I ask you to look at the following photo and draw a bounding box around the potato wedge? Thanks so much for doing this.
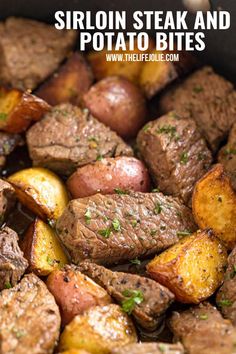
[21,218,68,276]
[139,50,178,99]
[147,230,227,303]
[47,265,112,326]
[36,53,93,106]
[87,39,154,84]
[0,87,50,133]
[8,167,69,222]
[59,304,137,354]
[192,164,236,249]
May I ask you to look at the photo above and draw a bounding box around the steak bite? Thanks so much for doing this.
[26,103,133,176]
[159,66,236,151]
[111,342,184,354]
[0,179,15,224]
[216,246,236,324]
[0,273,60,354]
[56,192,196,265]
[218,122,236,190]
[0,132,22,168]
[0,17,77,90]
[78,261,174,330]
[137,113,212,205]
[169,302,236,354]
[0,227,28,290]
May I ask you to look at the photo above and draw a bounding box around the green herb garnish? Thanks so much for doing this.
[223,148,236,156]
[199,314,208,320]
[142,124,150,132]
[0,112,7,121]
[84,209,91,224]
[112,218,121,232]
[4,281,12,289]
[131,220,138,228]
[130,258,141,265]
[156,125,178,140]
[121,289,144,314]
[150,229,157,236]
[193,85,204,93]
[46,256,54,266]
[96,154,103,161]
[114,188,128,195]
[177,230,191,238]
[218,299,232,307]
[154,202,162,215]
[180,152,188,165]
[98,228,111,238]
[152,188,159,193]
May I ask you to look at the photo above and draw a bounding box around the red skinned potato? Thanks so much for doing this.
[46,265,112,326]
[83,76,147,139]
[0,87,50,133]
[67,157,151,198]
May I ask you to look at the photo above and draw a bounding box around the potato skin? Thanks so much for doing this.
[46,266,112,326]
[67,157,150,198]
[36,53,93,106]
[147,230,227,304]
[0,87,50,133]
[21,218,68,276]
[192,164,236,249]
[8,167,69,222]
[83,76,147,138]
[59,304,137,354]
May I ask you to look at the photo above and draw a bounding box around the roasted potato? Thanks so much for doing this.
[47,266,112,326]
[21,218,68,276]
[59,304,137,354]
[8,167,69,222]
[192,164,236,249]
[83,76,147,138]
[36,53,93,106]
[87,39,154,84]
[139,50,178,99]
[147,230,227,304]
[67,157,150,198]
[0,87,50,133]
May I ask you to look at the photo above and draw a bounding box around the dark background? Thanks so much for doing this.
[0,0,235,82]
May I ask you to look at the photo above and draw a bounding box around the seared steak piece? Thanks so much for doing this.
[218,122,236,190]
[27,104,133,176]
[112,342,184,354]
[56,192,196,264]
[0,17,76,90]
[0,132,22,168]
[0,227,28,290]
[78,261,174,330]
[0,179,15,224]
[169,302,236,354]
[0,273,60,354]
[216,246,236,324]
[159,66,236,151]
[137,113,212,205]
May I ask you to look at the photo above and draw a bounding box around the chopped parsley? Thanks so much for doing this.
[142,124,150,132]
[150,229,157,236]
[88,136,98,143]
[46,256,54,266]
[193,85,204,93]
[98,227,111,238]
[4,281,12,289]
[114,188,128,195]
[130,258,141,265]
[223,148,236,156]
[131,220,138,228]
[199,314,208,320]
[218,299,232,307]
[158,344,166,353]
[84,209,91,224]
[156,125,179,141]
[96,154,103,161]
[121,289,144,314]
[152,188,159,193]
[154,202,162,215]
[180,152,188,165]
[177,230,191,238]
[0,112,7,121]
[112,218,121,232]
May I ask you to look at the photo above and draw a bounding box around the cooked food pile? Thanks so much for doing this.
[0,16,235,354]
